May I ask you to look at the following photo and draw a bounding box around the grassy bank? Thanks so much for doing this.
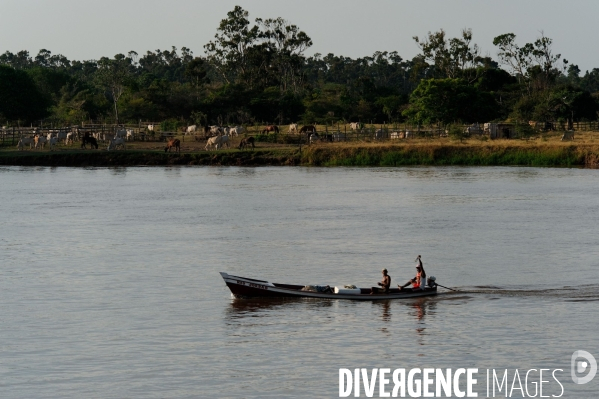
[302,143,599,168]
[1,142,599,168]
[0,148,301,167]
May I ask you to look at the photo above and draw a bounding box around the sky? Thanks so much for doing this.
[2,0,599,72]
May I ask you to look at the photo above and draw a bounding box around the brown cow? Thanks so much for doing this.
[261,125,279,134]
[238,136,255,150]
[164,138,181,153]
[299,125,316,134]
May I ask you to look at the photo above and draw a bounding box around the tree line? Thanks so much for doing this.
[1,5,599,129]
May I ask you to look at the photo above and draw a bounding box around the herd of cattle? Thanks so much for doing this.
[8,119,578,152]
[9,122,419,152]
[13,128,134,151]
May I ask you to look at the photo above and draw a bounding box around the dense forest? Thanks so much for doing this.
[1,6,599,129]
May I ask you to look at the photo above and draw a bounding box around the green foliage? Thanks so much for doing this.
[0,14,597,129]
[0,65,50,122]
[403,78,497,124]
[160,119,180,132]
[514,123,536,138]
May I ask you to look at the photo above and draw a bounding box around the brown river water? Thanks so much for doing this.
[0,166,598,398]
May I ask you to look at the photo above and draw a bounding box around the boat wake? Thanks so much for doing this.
[440,284,599,301]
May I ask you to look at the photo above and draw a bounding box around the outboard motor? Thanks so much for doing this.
[428,276,437,288]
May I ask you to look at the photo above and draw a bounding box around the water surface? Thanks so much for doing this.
[0,166,597,398]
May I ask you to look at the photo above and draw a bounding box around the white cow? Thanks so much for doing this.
[217,135,230,150]
[107,137,126,150]
[17,136,34,150]
[147,124,155,132]
[350,122,362,131]
[289,123,298,134]
[209,126,222,135]
[229,126,244,137]
[186,125,197,135]
[48,137,59,151]
[205,135,230,150]
[34,135,47,149]
[205,136,219,150]
[390,131,403,140]
[66,132,76,145]
[126,129,134,141]
[115,129,127,140]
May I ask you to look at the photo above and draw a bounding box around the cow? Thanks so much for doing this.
[55,131,68,143]
[289,123,298,134]
[34,135,47,149]
[17,136,34,150]
[238,136,255,150]
[216,135,230,150]
[81,136,98,149]
[115,129,127,140]
[107,137,126,150]
[164,138,181,153]
[261,125,279,134]
[229,126,244,137]
[66,132,76,145]
[209,126,222,136]
[374,129,384,140]
[299,125,316,134]
[205,135,230,151]
[350,122,363,131]
[205,136,219,150]
[126,129,134,141]
[390,131,405,140]
[186,125,197,135]
[147,124,155,132]
[561,131,574,141]
[48,137,59,151]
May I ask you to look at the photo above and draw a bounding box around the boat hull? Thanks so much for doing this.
[220,272,438,300]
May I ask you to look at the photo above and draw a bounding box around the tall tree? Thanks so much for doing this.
[204,6,260,86]
[257,17,312,93]
[95,54,135,123]
[413,29,481,82]
[493,32,563,95]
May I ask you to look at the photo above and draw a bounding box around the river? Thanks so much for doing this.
[0,166,597,398]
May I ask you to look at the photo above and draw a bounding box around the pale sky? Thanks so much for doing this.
[2,0,598,72]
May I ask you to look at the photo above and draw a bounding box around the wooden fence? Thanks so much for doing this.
[3,120,599,147]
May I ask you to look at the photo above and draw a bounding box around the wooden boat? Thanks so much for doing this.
[220,272,438,300]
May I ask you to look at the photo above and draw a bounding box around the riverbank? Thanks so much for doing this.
[1,142,599,168]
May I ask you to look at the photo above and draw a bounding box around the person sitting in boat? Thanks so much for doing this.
[370,268,391,294]
[398,260,427,290]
